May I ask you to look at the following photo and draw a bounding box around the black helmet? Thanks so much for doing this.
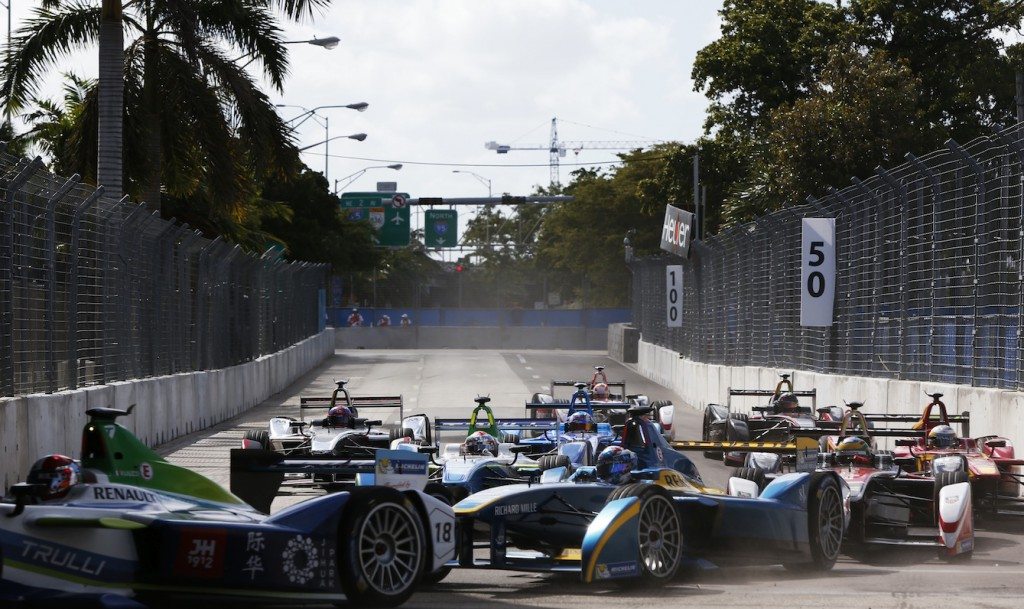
[775,392,800,411]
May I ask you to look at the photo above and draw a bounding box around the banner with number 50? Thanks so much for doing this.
[800,218,836,327]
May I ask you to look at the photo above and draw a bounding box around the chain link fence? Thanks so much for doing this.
[631,124,1024,390]
[0,149,328,398]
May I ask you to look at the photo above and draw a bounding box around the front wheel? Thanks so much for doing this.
[337,489,424,608]
[612,485,683,584]
[784,474,844,572]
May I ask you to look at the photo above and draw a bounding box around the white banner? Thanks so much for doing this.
[800,218,836,327]
[666,265,683,328]
[660,205,694,258]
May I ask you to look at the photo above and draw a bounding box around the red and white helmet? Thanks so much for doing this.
[461,430,499,456]
[27,454,82,500]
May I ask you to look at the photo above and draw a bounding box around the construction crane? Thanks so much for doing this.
[485,117,662,188]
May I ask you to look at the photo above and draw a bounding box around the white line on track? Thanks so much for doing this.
[516,354,526,364]
[532,375,540,379]
[525,366,533,370]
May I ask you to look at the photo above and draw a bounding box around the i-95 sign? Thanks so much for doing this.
[666,265,683,328]
[800,218,836,327]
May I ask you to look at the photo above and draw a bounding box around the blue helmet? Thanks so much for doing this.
[596,446,637,484]
[327,405,354,428]
[566,411,596,433]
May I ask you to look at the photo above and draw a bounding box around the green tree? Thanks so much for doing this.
[725,49,924,224]
[1,0,326,225]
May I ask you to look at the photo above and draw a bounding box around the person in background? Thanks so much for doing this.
[378,314,391,327]
[400,313,412,327]
[347,308,364,327]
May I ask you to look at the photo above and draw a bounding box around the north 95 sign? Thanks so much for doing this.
[800,218,836,327]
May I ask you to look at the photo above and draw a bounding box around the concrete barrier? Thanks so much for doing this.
[628,338,1024,451]
[335,326,607,350]
[0,329,336,490]
[607,323,639,363]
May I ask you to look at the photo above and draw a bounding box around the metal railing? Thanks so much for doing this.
[631,123,1024,390]
[0,149,327,397]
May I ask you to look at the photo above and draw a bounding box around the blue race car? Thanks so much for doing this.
[450,409,848,585]
[1,406,455,608]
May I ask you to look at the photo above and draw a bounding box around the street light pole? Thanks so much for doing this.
[333,164,402,194]
[452,170,492,197]
[277,103,369,181]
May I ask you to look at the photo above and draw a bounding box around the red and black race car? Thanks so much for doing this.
[701,374,827,464]
[888,393,1024,516]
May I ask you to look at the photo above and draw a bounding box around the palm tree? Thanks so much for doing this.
[1,0,329,216]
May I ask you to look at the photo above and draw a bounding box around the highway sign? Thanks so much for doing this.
[425,209,458,247]
[340,191,411,247]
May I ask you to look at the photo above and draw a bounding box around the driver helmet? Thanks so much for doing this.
[326,405,355,428]
[26,454,82,501]
[774,392,800,412]
[460,430,499,456]
[595,446,637,484]
[834,436,873,466]
[566,411,596,433]
[928,424,957,449]
[592,383,609,399]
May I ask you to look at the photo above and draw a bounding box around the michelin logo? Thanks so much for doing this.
[596,561,639,579]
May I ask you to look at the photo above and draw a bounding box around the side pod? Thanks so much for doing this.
[580,497,641,583]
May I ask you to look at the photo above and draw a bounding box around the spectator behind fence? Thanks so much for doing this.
[400,313,412,327]
[347,308,364,327]
[378,314,391,327]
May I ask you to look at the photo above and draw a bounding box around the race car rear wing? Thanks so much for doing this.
[860,412,970,436]
[672,427,929,453]
[524,402,632,411]
[299,395,404,418]
[433,418,559,434]
[230,448,376,513]
[728,388,817,408]
[551,380,626,394]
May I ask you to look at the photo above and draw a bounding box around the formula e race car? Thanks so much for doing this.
[243,379,428,458]
[702,373,821,463]
[1,406,455,608]
[887,393,1024,516]
[530,367,674,428]
[449,443,847,584]
[428,397,552,503]
[696,407,975,560]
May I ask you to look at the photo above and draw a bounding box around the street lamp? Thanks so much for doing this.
[452,170,492,198]
[285,36,340,49]
[334,164,403,193]
[298,133,367,151]
[277,103,370,180]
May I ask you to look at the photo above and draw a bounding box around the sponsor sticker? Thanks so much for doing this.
[174,529,227,579]
[91,485,158,503]
[492,502,538,517]
[596,561,639,579]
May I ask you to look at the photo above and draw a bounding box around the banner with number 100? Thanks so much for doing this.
[666,265,683,328]
[800,218,836,327]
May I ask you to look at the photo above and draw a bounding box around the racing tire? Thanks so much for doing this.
[423,482,453,506]
[934,470,970,508]
[538,455,572,471]
[608,485,683,585]
[783,474,844,572]
[242,429,270,450]
[731,466,767,492]
[337,488,425,608]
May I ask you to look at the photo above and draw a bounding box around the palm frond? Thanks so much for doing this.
[264,0,332,22]
[0,2,105,112]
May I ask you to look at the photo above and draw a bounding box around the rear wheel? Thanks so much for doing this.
[242,429,270,450]
[783,474,843,572]
[608,485,683,584]
[337,488,424,608]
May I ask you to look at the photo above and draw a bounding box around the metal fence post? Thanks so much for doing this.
[851,177,883,376]
[946,139,985,386]
[904,153,941,381]
[991,128,1024,389]
[65,186,102,389]
[42,175,80,392]
[875,166,909,380]
[0,158,44,396]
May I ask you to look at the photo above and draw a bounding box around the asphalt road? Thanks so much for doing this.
[160,349,1024,609]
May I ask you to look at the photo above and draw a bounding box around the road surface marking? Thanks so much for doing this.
[516,354,526,364]
[532,375,540,379]
[525,366,533,370]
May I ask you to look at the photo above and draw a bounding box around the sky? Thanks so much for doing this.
[5,1,724,247]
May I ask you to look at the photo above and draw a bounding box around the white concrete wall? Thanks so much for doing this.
[1,329,336,490]
[335,326,608,350]
[632,338,1024,451]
